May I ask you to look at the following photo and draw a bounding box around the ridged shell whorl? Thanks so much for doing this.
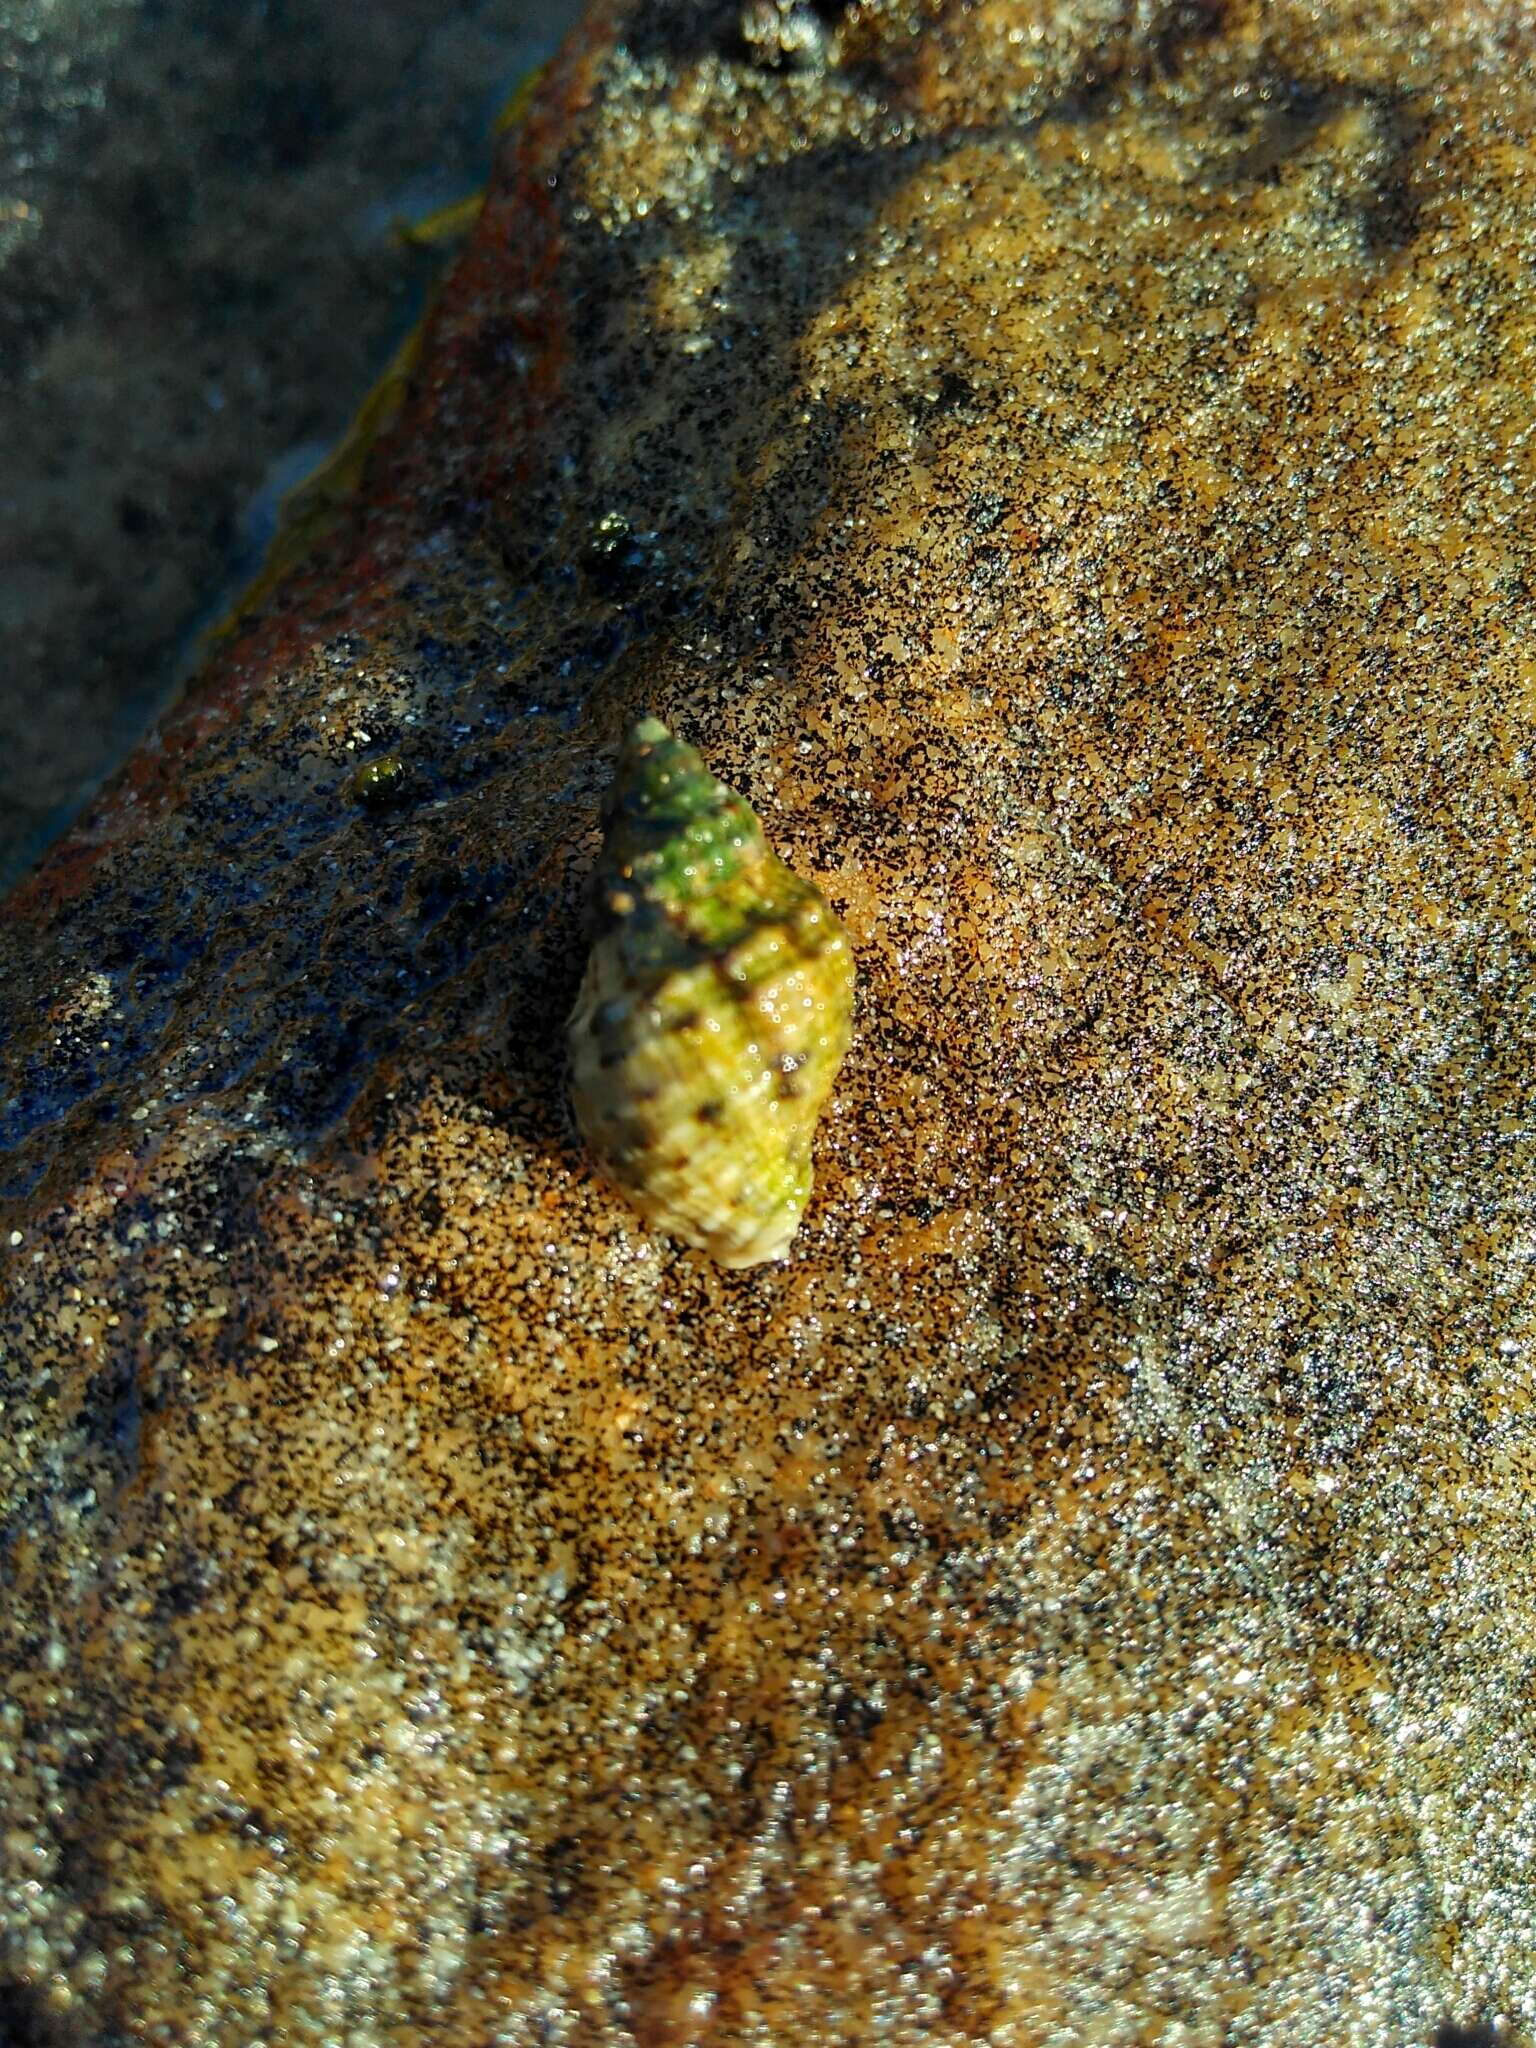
[568,718,855,1267]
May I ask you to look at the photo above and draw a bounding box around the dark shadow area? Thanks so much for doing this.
[0,1980,63,2048]
[0,0,585,893]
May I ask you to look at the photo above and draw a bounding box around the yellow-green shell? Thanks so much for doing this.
[568,718,855,1267]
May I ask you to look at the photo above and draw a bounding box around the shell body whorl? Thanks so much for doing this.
[567,718,855,1267]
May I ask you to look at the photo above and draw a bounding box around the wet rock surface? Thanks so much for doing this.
[0,0,579,884]
[2,1,1534,2042]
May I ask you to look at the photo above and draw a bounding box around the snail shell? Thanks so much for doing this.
[568,717,855,1267]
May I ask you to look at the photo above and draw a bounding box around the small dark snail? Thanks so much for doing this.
[568,718,855,1267]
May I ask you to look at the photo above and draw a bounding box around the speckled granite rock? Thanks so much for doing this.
[2,1,1534,2042]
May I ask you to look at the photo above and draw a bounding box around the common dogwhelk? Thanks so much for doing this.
[568,718,855,1267]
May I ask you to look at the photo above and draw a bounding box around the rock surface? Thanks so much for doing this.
[2,0,1535,2042]
[0,0,579,884]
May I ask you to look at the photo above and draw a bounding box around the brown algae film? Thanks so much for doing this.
[568,718,855,1266]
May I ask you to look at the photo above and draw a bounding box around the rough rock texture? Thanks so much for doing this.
[2,0,1534,2042]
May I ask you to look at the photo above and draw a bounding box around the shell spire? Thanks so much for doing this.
[568,717,855,1267]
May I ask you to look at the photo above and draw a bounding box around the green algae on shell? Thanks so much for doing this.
[568,718,855,1267]
[346,753,410,808]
